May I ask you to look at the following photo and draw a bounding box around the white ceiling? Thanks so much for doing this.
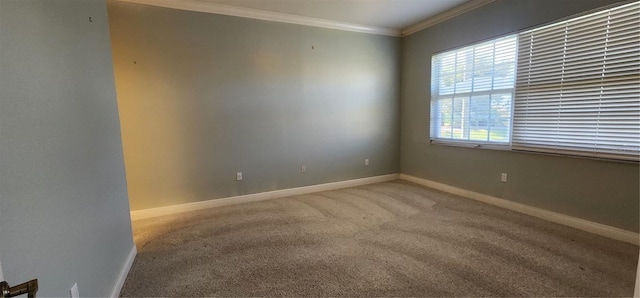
[118,0,493,36]
[204,0,469,29]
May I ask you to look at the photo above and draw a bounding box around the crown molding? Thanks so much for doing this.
[115,0,401,37]
[402,0,495,36]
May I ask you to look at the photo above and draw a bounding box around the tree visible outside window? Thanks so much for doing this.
[431,35,517,145]
[429,1,639,161]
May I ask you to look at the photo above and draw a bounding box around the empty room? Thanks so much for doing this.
[0,0,639,297]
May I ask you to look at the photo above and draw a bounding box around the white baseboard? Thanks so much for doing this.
[635,251,640,297]
[400,174,639,246]
[131,174,400,221]
[109,244,137,298]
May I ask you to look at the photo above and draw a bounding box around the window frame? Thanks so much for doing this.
[429,34,518,148]
[511,0,639,162]
[428,1,640,162]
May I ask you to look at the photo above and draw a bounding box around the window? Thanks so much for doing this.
[431,35,517,145]
[429,1,639,161]
[513,1,639,161]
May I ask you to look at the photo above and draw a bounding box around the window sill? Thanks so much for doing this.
[429,139,638,164]
[429,139,510,151]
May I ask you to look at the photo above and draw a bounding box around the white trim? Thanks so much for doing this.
[131,174,400,221]
[109,244,137,298]
[0,257,3,281]
[400,174,640,246]
[401,0,495,36]
[635,251,640,297]
[115,0,401,36]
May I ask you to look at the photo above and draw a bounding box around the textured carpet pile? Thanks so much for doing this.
[121,180,637,297]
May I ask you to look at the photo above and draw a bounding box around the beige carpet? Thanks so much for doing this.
[121,180,638,297]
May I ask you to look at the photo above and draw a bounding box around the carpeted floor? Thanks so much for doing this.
[120,180,638,297]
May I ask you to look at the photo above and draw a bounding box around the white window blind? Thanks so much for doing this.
[431,35,517,145]
[513,1,640,161]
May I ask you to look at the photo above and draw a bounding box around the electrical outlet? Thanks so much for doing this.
[301,165,306,174]
[365,159,369,166]
[501,173,508,182]
[70,283,79,298]
[236,172,243,181]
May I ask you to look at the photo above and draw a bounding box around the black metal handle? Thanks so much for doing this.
[0,280,38,298]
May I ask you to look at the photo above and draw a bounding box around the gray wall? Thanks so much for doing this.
[400,0,639,232]
[0,0,134,296]
[107,2,401,211]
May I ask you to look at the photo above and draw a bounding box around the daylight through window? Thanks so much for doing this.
[512,1,640,161]
[429,1,639,161]
[430,36,517,145]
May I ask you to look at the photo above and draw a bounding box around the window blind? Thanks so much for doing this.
[513,1,640,161]
[431,35,517,144]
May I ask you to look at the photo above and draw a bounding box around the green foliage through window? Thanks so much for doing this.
[431,35,517,144]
